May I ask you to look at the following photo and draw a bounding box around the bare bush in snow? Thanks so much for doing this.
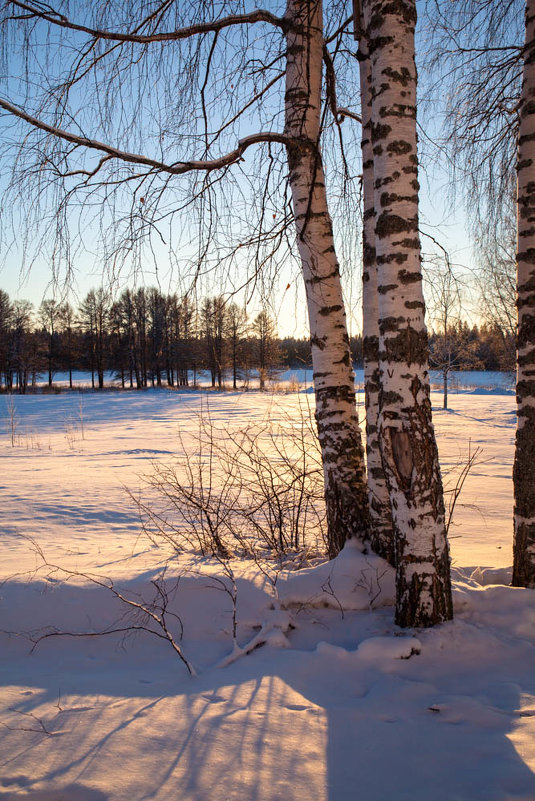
[133,398,327,562]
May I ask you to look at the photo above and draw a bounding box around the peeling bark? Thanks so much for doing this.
[285,0,369,557]
[513,0,535,588]
[369,0,453,626]
[360,0,395,565]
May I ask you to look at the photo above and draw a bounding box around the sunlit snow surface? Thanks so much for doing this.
[1,385,534,801]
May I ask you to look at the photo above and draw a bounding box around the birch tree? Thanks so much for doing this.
[423,0,534,587]
[513,0,535,587]
[0,0,368,555]
[358,0,394,565]
[368,0,453,626]
[285,0,368,555]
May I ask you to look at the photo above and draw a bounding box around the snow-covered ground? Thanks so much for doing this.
[1,386,534,801]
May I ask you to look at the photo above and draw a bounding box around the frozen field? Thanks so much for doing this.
[34,367,516,395]
[1,387,535,801]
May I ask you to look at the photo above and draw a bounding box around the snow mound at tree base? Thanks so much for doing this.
[277,539,395,610]
[316,635,421,661]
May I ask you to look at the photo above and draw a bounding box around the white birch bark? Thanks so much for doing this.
[285,0,369,557]
[369,0,452,626]
[359,0,394,565]
[513,0,535,587]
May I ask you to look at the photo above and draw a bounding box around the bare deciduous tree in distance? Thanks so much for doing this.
[513,0,535,588]
[368,0,453,626]
[38,298,62,388]
[425,258,463,411]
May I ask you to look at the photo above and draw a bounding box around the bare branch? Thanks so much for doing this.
[6,2,287,42]
[1,709,57,736]
[0,97,294,174]
[323,46,362,124]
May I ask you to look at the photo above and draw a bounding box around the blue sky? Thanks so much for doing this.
[0,0,485,336]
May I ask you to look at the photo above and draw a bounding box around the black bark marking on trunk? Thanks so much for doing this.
[518,314,535,350]
[399,237,419,248]
[518,274,535,293]
[363,244,376,267]
[306,268,340,284]
[381,66,412,86]
[380,191,418,207]
[380,315,405,333]
[404,300,425,309]
[318,304,343,316]
[378,103,416,119]
[363,334,380,361]
[310,335,326,350]
[517,249,535,265]
[380,389,404,406]
[378,282,399,293]
[517,378,535,400]
[371,122,393,141]
[370,1,416,29]
[398,269,422,284]
[377,253,408,265]
[386,140,413,155]
[380,328,429,368]
[375,212,417,237]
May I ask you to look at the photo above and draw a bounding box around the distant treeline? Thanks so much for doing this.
[0,288,514,392]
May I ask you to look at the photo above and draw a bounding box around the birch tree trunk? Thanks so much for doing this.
[369,0,453,626]
[285,0,369,557]
[359,0,395,565]
[513,0,535,588]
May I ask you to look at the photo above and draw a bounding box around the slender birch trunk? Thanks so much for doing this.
[513,0,535,587]
[369,0,452,626]
[359,0,395,565]
[285,0,369,557]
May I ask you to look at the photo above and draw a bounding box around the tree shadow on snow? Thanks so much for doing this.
[0,783,108,801]
[1,575,535,801]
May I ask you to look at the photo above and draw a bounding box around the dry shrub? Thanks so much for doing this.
[133,398,327,563]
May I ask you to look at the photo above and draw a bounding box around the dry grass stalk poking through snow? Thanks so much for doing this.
[5,394,18,447]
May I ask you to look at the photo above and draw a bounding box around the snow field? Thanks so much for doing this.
[1,387,534,801]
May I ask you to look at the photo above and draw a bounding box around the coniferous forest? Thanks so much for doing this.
[0,286,514,392]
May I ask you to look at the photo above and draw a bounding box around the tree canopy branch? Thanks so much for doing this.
[6,1,287,41]
[0,97,294,174]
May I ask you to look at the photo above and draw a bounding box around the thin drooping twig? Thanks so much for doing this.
[1,709,57,736]
[0,100,296,177]
[18,537,197,676]
[6,3,287,42]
